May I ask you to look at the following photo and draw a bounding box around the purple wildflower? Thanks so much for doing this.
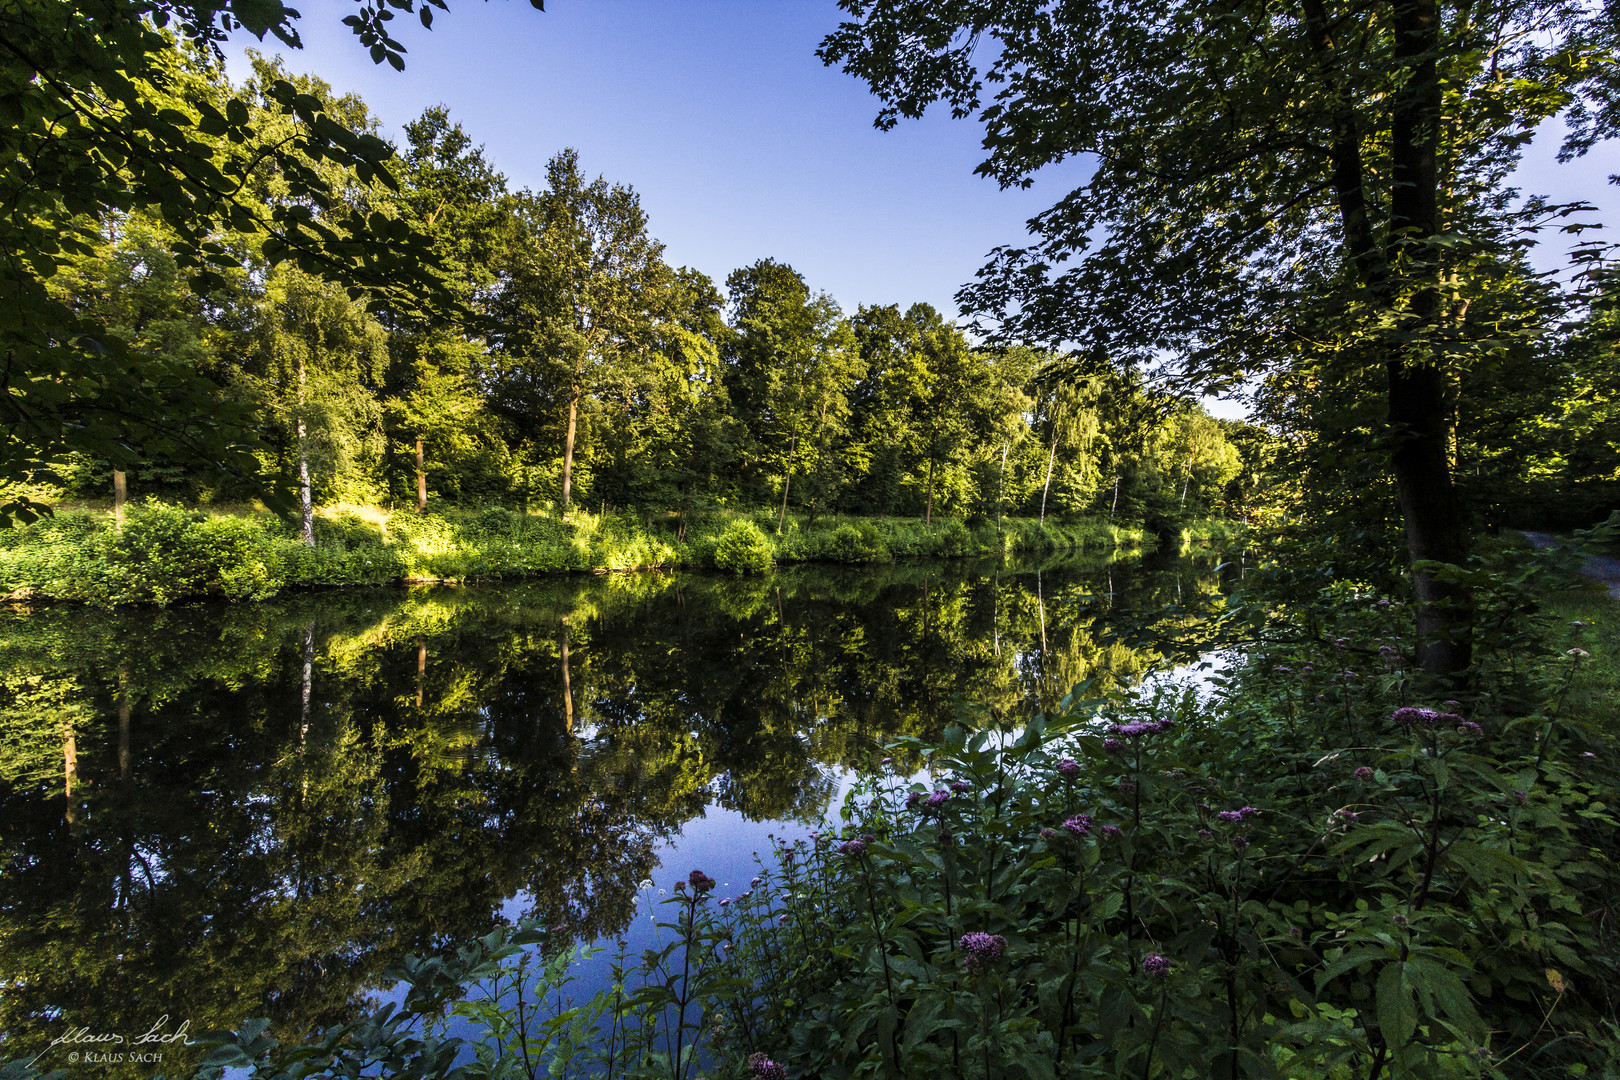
[1107,719,1175,740]
[1102,825,1123,839]
[1216,810,1243,823]
[1513,789,1529,805]
[1142,952,1171,979]
[1040,827,1058,839]
[1354,766,1374,781]
[748,1053,786,1080]
[1117,780,1138,796]
[905,791,924,811]
[839,838,866,856]
[1456,721,1484,737]
[925,789,952,810]
[1231,835,1250,850]
[718,898,730,907]
[1569,648,1590,659]
[751,877,762,887]
[1334,809,1359,821]
[1063,814,1093,838]
[1102,738,1124,754]
[1391,706,1462,729]
[881,756,893,765]
[689,870,716,894]
[1274,666,1293,674]
[1197,828,1213,841]
[951,780,972,794]
[959,931,1007,971]
[1057,758,1081,778]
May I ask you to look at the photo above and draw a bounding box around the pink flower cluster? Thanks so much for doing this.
[959,931,1008,971]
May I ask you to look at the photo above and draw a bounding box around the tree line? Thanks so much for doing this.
[22,49,1254,538]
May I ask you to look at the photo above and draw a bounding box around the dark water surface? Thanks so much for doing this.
[0,550,1231,1071]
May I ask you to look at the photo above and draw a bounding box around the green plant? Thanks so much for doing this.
[713,520,773,574]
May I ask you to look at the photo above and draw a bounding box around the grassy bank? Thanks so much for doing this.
[0,500,1196,606]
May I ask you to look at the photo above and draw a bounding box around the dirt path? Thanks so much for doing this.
[1522,531,1620,599]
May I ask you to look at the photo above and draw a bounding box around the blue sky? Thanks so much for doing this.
[228,1,1088,321]
[227,0,1617,419]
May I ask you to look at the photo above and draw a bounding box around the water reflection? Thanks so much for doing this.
[0,549,1227,1070]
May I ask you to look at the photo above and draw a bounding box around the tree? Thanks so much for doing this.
[819,0,1618,676]
[0,0,535,524]
[386,106,510,510]
[487,151,672,516]
[904,304,983,525]
[724,260,862,533]
[251,267,389,543]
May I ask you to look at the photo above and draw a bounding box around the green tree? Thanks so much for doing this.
[819,0,1617,675]
[724,260,862,532]
[249,267,389,543]
[487,151,672,515]
[385,106,510,510]
[0,1,485,522]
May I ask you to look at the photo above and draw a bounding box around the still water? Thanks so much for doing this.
[0,549,1230,1071]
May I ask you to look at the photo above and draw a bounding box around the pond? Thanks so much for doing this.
[0,548,1235,1073]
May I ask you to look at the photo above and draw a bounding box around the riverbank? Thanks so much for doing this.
[0,501,1236,607]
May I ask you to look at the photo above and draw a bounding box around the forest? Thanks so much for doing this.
[1,49,1256,558]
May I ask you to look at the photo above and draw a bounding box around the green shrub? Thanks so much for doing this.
[713,519,773,574]
[932,519,971,556]
[820,521,891,563]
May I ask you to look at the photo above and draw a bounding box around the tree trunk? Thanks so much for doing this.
[416,437,427,513]
[1109,476,1120,521]
[561,387,580,516]
[297,354,314,546]
[777,429,799,536]
[1040,429,1058,524]
[925,456,934,526]
[1304,0,1472,678]
[113,469,127,530]
[1180,456,1193,510]
[298,426,314,546]
[1388,0,1471,677]
[996,437,1010,534]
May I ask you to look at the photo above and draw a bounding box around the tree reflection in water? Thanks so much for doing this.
[0,549,1228,1071]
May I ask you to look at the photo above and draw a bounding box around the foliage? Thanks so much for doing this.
[713,520,774,575]
[0,0,494,523]
[817,0,1620,676]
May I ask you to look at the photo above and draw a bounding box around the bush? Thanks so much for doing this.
[713,519,774,574]
[821,521,891,563]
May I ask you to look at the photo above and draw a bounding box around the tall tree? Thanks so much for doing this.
[487,150,671,516]
[724,260,862,533]
[0,0,490,522]
[819,0,1617,675]
[251,267,389,543]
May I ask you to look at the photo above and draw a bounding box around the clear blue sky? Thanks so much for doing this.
[227,1,1089,322]
[227,0,1617,420]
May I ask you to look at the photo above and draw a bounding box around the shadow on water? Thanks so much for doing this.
[0,546,1233,1071]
